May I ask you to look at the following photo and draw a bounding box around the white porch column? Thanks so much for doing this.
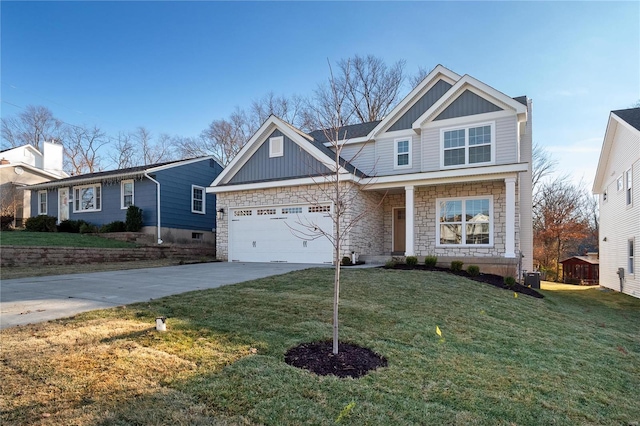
[504,177,516,258]
[405,185,415,256]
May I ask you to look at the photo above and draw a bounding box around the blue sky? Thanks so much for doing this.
[2,1,639,187]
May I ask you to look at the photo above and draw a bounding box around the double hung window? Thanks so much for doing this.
[442,123,494,167]
[437,197,492,246]
[74,184,101,212]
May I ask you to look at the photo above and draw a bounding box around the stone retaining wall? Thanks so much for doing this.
[1,245,216,267]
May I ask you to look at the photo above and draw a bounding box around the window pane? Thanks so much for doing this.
[469,145,491,163]
[465,199,489,222]
[440,200,462,222]
[440,224,462,244]
[397,140,409,153]
[469,126,491,145]
[397,153,409,166]
[444,148,465,166]
[466,223,490,244]
[82,188,94,210]
[96,186,101,210]
[444,129,465,148]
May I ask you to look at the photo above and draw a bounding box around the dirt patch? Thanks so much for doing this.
[384,264,544,298]
[284,341,387,378]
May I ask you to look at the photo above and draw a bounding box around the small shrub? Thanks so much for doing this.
[100,221,127,233]
[467,265,480,276]
[126,205,143,232]
[341,256,353,266]
[57,219,89,233]
[504,276,516,288]
[451,260,464,272]
[385,259,397,268]
[424,255,438,267]
[406,256,418,266]
[79,222,99,234]
[1,215,14,230]
[25,215,57,232]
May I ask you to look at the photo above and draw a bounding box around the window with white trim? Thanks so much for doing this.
[192,185,205,214]
[394,137,411,168]
[437,196,492,246]
[38,190,47,215]
[617,176,624,191]
[629,239,635,275]
[625,168,632,205]
[121,180,134,209]
[269,136,284,158]
[74,184,101,212]
[441,123,494,167]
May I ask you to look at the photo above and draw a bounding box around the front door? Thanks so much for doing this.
[393,208,406,253]
[59,188,69,222]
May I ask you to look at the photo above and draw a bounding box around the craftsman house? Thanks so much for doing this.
[593,107,639,298]
[209,65,533,275]
[28,157,222,244]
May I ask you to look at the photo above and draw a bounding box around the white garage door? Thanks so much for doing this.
[229,204,334,264]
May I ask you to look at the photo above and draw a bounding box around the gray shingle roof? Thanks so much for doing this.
[613,107,640,132]
[513,96,528,106]
[308,120,381,143]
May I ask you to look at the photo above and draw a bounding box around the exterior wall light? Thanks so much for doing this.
[217,208,225,220]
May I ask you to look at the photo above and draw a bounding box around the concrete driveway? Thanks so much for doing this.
[0,262,320,329]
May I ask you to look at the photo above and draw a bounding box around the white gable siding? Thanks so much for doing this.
[598,123,640,297]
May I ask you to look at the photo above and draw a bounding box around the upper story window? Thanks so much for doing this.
[74,184,101,212]
[436,196,493,246]
[617,175,624,191]
[441,122,494,168]
[269,136,284,158]
[625,168,632,206]
[38,190,47,215]
[121,180,134,209]
[394,137,412,169]
[192,185,205,214]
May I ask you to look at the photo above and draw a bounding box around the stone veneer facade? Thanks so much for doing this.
[215,183,385,261]
[217,178,521,269]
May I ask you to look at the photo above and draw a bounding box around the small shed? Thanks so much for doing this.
[560,252,599,285]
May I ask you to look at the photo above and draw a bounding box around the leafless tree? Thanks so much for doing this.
[1,105,64,151]
[109,132,136,169]
[409,66,431,89]
[64,125,108,175]
[339,54,406,123]
[250,92,310,132]
[288,62,385,354]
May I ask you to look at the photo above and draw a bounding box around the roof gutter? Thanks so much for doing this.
[144,173,163,244]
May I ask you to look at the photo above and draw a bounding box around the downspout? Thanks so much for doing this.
[144,173,163,244]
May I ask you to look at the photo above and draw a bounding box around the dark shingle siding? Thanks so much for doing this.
[513,96,528,106]
[613,108,640,132]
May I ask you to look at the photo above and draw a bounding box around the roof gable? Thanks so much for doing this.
[212,115,360,187]
[433,89,503,121]
[412,75,527,130]
[387,79,453,132]
[368,64,461,138]
[593,108,640,192]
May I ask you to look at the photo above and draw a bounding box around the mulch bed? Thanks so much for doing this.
[284,341,387,378]
[384,264,544,298]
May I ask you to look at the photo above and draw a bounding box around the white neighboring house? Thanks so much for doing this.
[0,142,67,226]
[593,108,640,298]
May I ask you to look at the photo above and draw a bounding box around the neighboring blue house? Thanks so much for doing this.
[28,157,223,244]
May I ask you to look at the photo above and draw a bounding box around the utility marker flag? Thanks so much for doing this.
[514,292,518,298]
[436,326,442,337]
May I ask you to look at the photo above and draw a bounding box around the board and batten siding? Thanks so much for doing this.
[156,158,221,231]
[229,130,330,184]
[434,90,503,121]
[598,123,640,298]
[387,80,452,132]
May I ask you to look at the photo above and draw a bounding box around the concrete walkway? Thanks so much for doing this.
[0,262,321,329]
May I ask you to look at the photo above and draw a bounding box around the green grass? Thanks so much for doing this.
[2,268,639,425]
[0,230,137,248]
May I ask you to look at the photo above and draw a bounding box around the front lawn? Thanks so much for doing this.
[1,268,639,425]
[0,230,137,248]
